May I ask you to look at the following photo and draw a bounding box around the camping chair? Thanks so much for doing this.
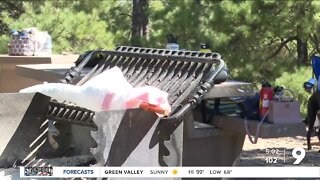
[312,55,320,82]
[304,56,320,92]
[313,56,320,126]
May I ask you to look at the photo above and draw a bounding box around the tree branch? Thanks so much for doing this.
[264,37,279,47]
[265,36,298,61]
[119,13,132,17]
[309,33,320,53]
[308,49,316,63]
[159,0,169,6]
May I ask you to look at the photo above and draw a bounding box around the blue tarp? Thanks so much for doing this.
[311,55,320,90]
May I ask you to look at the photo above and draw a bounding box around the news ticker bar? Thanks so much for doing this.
[20,166,320,178]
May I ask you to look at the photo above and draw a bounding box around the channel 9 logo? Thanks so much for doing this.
[292,148,306,165]
[24,166,53,176]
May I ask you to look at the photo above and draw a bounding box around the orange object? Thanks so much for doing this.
[139,102,169,116]
[259,87,273,119]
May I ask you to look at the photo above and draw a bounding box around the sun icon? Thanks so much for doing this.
[172,169,178,175]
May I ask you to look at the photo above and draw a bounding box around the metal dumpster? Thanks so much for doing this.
[0,46,305,169]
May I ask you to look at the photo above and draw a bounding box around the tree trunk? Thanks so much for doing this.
[296,25,308,66]
[296,38,308,66]
[131,0,149,46]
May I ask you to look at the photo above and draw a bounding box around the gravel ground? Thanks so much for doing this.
[233,135,320,180]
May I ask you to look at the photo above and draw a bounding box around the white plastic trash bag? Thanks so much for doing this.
[20,67,171,116]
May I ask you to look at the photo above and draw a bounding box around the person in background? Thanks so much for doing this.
[303,78,320,150]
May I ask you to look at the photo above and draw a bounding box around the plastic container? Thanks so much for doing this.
[42,32,52,56]
[259,86,273,120]
[166,43,179,50]
[166,34,179,50]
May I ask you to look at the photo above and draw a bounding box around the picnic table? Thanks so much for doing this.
[0,55,78,92]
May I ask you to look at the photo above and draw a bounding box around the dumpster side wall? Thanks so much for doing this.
[182,134,245,166]
[182,109,246,166]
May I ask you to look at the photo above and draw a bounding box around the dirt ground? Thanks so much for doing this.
[235,135,320,166]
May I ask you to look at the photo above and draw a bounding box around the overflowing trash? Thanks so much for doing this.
[8,27,52,56]
[21,67,171,116]
[0,46,230,169]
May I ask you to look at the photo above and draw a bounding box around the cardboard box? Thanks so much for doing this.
[268,100,302,124]
[9,36,33,56]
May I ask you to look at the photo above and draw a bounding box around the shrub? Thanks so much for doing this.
[274,67,312,117]
[0,2,115,54]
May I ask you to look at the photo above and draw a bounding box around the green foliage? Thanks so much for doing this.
[0,0,319,83]
[97,0,132,46]
[147,0,205,49]
[0,35,9,53]
[143,0,320,84]
[275,67,312,116]
[0,0,24,33]
[0,1,115,54]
